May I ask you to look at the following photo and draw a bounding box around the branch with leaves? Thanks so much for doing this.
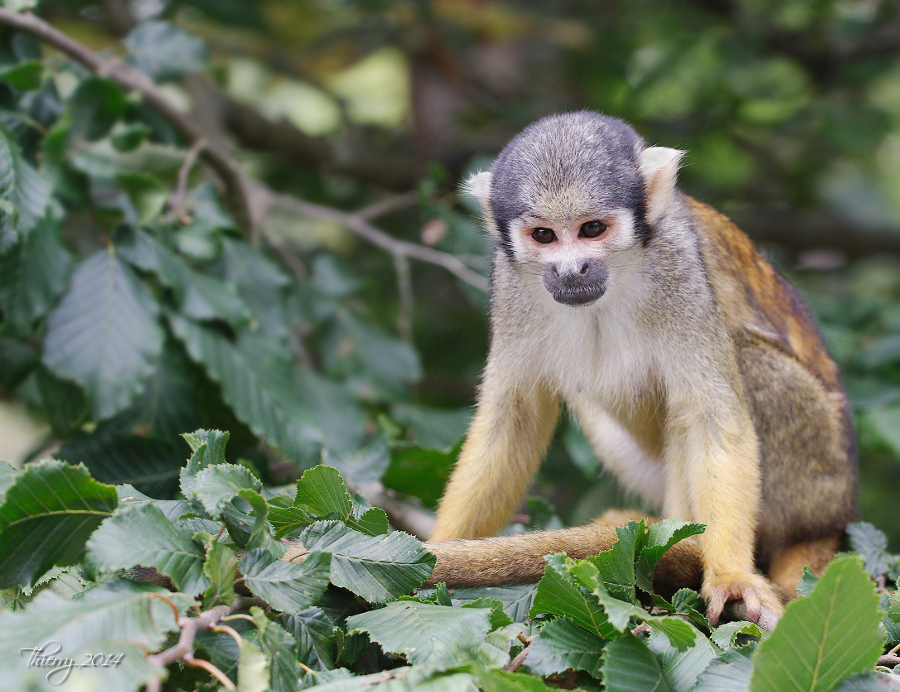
[0,8,488,295]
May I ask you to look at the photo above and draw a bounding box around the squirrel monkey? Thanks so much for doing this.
[425,112,857,624]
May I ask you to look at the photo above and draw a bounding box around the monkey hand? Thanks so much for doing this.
[702,571,784,626]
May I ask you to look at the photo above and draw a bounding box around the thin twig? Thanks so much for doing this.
[357,191,419,220]
[268,192,489,292]
[504,643,531,672]
[878,653,900,668]
[169,138,205,222]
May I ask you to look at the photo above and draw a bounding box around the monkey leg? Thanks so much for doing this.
[424,519,702,592]
[765,534,841,602]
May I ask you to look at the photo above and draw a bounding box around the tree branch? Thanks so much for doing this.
[0,9,257,233]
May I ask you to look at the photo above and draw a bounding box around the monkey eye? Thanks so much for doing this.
[579,220,607,238]
[531,228,557,244]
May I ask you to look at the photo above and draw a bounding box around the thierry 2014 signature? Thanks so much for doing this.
[19,641,124,685]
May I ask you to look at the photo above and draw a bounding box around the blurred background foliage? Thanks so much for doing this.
[1,0,900,545]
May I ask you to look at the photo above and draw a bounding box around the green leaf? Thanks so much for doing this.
[325,434,391,486]
[462,597,514,630]
[0,123,51,235]
[170,315,321,461]
[525,618,605,677]
[0,59,43,90]
[750,555,883,692]
[180,428,230,496]
[225,489,276,552]
[281,607,336,670]
[124,20,208,81]
[192,463,262,517]
[204,540,239,608]
[295,465,353,518]
[476,668,556,692]
[300,520,436,603]
[217,237,289,337]
[0,578,187,672]
[601,635,676,692]
[0,217,71,334]
[830,671,900,691]
[240,549,331,614]
[347,600,491,665]
[796,566,820,598]
[692,648,754,692]
[451,584,537,623]
[86,503,210,594]
[67,76,128,142]
[647,625,719,692]
[117,171,168,224]
[846,521,896,578]
[635,520,705,592]
[711,621,762,649]
[248,607,302,692]
[0,460,116,588]
[530,553,617,638]
[43,250,164,420]
[0,461,17,501]
[237,640,270,692]
[587,519,644,600]
[111,122,151,151]
[116,226,249,327]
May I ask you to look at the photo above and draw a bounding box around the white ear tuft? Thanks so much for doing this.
[639,147,683,226]
[463,171,492,209]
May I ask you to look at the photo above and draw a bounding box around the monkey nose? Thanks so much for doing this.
[579,262,589,275]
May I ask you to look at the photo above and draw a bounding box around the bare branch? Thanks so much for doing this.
[266,191,490,292]
[168,138,205,222]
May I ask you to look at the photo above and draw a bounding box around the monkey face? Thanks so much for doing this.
[508,209,637,307]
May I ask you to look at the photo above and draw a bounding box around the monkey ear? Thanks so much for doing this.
[463,171,492,209]
[639,147,684,226]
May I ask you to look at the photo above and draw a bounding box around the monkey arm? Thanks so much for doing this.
[430,367,559,541]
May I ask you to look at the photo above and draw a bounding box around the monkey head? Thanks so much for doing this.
[466,111,682,307]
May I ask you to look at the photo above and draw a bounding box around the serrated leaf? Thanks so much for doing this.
[647,624,719,692]
[831,671,900,691]
[217,237,289,337]
[525,618,605,677]
[0,460,116,588]
[750,555,883,692]
[451,584,537,623]
[636,520,705,592]
[192,463,262,517]
[225,489,276,552]
[347,600,491,665]
[530,553,617,638]
[281,607,336,670]
[846,521,896,578]
[204,540,239,608]
[601,634,676,692]
[170,314,321,461]
[0,217,72,333]
[462,597,514,630]
[116,226,249,326]
[0,123,51,234]
[87,503,209,594]
[299,521,435,603]
[43,250,164,420]
[124,20,208,81]
[692,648,753,692]
[587,519,644,600]
[240,549,330,614]
[180,429,230,496]
[347,505,390,536]
[295,465,353,518]
[0,577,188,670]
[249,607,302,692]
[797,566,819,598]
[711,621,762,649]
[325,434,391,486]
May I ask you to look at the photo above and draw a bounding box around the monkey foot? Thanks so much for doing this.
[702,572,783,626]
